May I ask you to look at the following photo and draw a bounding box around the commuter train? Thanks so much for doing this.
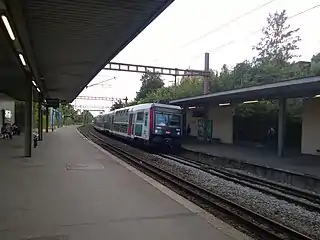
[93,103,183,149]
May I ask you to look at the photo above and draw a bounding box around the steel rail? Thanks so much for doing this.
[81,126,314,240]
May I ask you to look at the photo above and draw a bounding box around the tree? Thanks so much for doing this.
[253,10,301,67]
[137,75,204,104]
[81,110,94,124]
[135,71,164,102]
[129,10,313,113]
[60,103,79,125]
[110,99,125,111]
[215,64,234,91]
[232,61,254,87]
[311,53,320,76]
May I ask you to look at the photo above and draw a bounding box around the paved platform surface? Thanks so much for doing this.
[183,139,320,177]
[0,126,245,240]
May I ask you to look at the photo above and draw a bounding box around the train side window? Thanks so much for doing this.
[136,112,144,121]
[144,112,148,126]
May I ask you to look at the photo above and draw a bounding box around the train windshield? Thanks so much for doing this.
[155,112,181,127]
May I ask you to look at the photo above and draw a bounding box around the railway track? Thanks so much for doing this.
[81,126,314,240]
[159,154,320,212]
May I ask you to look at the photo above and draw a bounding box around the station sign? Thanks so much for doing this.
[46,98,60,109]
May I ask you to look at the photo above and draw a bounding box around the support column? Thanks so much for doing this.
[51,108,54,132]
[59,112,62,127]
[182,106,187,137]
[37,96,43,141]
[24,77,33,157]
[1,109,4,128]
[203,52,210,94]
[40,105,43,140]
[203,105,209,141]
[45,105,49,133]
[278,98,286,157]
[57,111,60,128]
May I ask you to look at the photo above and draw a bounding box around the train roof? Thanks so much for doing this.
[95,103,182,119]
[110,103,181,113]
[129,103,182,112]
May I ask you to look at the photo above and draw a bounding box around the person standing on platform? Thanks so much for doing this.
[5,123,12,139]
[267,126,276,148]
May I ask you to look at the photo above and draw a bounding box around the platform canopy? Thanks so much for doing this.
[0,0,173,102]
[170,76,320,106]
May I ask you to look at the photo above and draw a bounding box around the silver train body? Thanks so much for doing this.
[93,103,183,149]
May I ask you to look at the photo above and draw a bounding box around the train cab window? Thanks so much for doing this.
[155,112,181,127]
[136,112,144,122]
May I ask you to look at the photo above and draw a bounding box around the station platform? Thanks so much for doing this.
[0,126,248,240]
[182,139,320,177]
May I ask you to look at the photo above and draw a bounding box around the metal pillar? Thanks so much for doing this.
[203,53,210,94]
[203,105,209,141]
[45,105,49,133]
[24,77,33,157]
[57,111,61,127]
[182,106,187,137]
[51,108,54,132]
[37,96,43,141]
[57,111,59,128]
[40,105,43,140]
[278,98,286,157]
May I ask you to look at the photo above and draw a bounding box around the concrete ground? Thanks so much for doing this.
[0,126,248,240]
[183,139,320,177]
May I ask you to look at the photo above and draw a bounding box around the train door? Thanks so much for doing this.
[132,113,137,137]
[142,111,149,139]
[111,115,114,131]
[128,113,133,136]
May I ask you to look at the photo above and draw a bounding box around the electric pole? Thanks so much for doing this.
[123,97,128,105]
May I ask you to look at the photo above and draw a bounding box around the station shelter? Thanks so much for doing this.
[170,76,320,157]
[0,0,173,157]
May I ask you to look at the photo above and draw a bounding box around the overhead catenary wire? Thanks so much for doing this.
[152,0,279,64]
[189,4,320,62]
[86,76,116,88]
[180,0,278,49]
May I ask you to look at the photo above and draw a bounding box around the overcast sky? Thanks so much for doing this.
[73,0,320,115]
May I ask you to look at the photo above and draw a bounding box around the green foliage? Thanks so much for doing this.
[135,71,164,102]
[126,100,138,106]
[137,76,203,104]
[253,10,301,67]
[122,9,314,123]
[236,101,278,118]
[81,110,94,124]
[311,53,320,76]
[110,99,125,111]
[59,103,94,125]
[14,101,94,128]
[60,103,81,124]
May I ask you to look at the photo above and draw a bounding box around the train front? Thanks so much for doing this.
[150,106,183,150]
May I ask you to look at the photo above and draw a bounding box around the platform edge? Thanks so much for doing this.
[77,128,252,240]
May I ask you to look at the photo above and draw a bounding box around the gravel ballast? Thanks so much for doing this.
[152,155,320,239]
[88,128,320,239]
